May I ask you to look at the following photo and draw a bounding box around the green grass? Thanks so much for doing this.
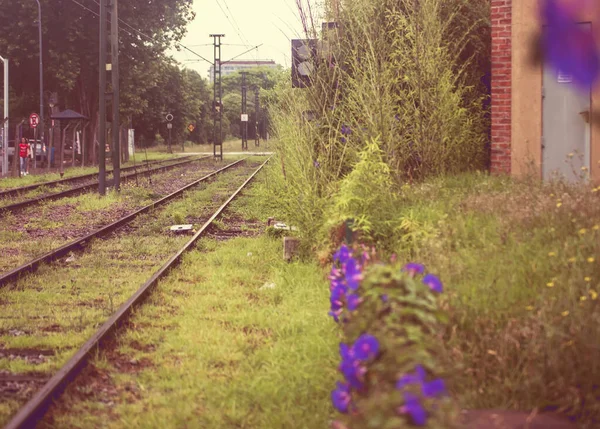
[0,164,266,426]
[45,237,337,429]
[380,172,600,426]
[38,171,337,429]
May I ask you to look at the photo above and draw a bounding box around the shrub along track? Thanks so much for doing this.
[0,157,231,274]
[0,156,207,212]
[0,157,268,428]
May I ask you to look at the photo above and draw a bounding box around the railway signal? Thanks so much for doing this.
[166,113,173,154]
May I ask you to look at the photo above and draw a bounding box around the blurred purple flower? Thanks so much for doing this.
[422,378,447,398]
[402,263,425,277]
[313,160,320,168]
[353,334,380,361]
[341,137,347,144]
[344,258,362,290]
[341,124,352,136]
[423,274,443,293]
[381,294,389,303]
[340,359,366,389]
[347,294,362,311]
[541,0,600,89]
[331,381,352,413]
[334,245,351,263]
[396,365,427,390]
[399,392,427,426]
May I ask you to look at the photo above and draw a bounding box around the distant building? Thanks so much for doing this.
[208,60,278,82]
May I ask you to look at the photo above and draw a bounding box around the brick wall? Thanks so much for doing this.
[490,0,512,174]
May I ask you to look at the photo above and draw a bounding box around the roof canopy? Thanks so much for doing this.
[50,109,88,121]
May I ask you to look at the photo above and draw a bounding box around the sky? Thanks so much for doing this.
[169,0,316,79]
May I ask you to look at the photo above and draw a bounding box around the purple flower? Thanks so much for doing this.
[341,137,347,144]
[347,294,361,311]
[394,114,401,122]
[396,365,447,399]
[331,381,352,413]
[422,379,447,398]
[381,294,389,303]
[541,0,600,89]
[340,359,366,389]
[313,160,320,168]
[396,365,426,389]
[331,284,347,301]
[353,334,379,361]
[341,124,352,136]
[328,308,343,322]
[334,245,351,264]
[340,343,354,361]
[422,274,443,293]
[400,392,427,426]
[344,258,362,290]
[402,263,425,277]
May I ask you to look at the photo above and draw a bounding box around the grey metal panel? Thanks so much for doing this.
[542,23,592,182]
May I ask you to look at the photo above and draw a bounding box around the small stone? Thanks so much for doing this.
[129,358,138,365]
[247,252,253,257]
[260,282,276,290]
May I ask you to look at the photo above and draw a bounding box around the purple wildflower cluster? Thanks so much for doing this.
[328,245,364,323]
[396,365,447,425]
[330,246,448,426]
[401,262,443,293]
[332,334,380,413]
[541,0,600,89]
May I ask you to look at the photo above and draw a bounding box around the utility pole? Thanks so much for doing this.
[241,71,248,151]
[210,34,224,161]
[35,0,44,164]
[0,55,8,177]
[254,85,260,147]
[110,0,121,190]
[98,0,107,195]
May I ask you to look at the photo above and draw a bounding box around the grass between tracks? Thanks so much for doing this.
[42,176,338,429]
[0,158,234,272]
[0,162,265,426]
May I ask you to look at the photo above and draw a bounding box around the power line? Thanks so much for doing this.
[214,0,257,60]
[87,0,213,64]
[68,0,212,65]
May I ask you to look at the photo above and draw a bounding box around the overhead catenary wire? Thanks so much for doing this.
[67,0,212,65]
[214,0,257,60]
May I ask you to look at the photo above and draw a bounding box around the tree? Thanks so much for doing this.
[0,0,194,161]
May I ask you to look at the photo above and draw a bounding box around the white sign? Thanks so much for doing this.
[557,70,573,83]
[128,129,135,157]
[166,113,174,122]
[29,113,40,128]
[167,123,173,129]
[241,114,249,122]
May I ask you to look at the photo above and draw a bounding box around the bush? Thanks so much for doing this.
[327,244,459,428]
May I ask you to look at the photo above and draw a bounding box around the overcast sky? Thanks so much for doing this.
[169,0,317,78]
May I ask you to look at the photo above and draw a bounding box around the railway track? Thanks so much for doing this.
[0,156,208,215]
[0,157,269,428]
[0,155,197,200]
[0,157,249,287]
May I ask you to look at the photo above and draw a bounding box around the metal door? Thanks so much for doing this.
[542,23,592,182]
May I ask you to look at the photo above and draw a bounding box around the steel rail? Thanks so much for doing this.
[0,156,210,215]
[0,157,248,288]
[0,155,197,199]
[3,157,270,429]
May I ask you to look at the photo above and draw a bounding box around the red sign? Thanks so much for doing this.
[29,113,40,128]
